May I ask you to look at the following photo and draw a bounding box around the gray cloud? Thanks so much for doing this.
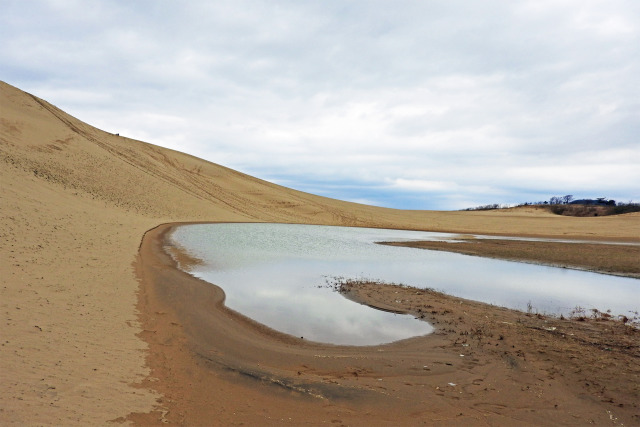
[2,0,638,209]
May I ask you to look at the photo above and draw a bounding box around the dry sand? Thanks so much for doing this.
[1,80,639,425]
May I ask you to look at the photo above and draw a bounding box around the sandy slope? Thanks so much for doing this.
[1,80,638,425]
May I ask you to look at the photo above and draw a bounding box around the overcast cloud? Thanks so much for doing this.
[2,0,639,209]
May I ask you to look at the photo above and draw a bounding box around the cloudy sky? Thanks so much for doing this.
[2,0,639,209]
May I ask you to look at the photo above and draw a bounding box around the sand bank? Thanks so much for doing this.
[382,239,640,279]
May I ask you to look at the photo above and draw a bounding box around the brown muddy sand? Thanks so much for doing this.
[382,239,640,279]
[132,223,640,426]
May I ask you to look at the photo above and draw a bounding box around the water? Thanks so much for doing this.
[169,223,639,345]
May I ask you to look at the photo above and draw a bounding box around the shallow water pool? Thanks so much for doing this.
[169,223,639,345]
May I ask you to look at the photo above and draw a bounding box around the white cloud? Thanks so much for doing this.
[1,0,639,209]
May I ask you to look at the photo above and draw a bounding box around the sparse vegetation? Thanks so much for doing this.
[461,203,509,211]
[325,278,640,327]
[463,196,640,217]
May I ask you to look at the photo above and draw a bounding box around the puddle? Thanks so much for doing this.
[169,223,639,345]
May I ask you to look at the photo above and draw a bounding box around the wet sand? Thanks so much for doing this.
[382,239,640,279]
[131,223,640,425]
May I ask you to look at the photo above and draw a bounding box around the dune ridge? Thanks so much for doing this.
[1,80,638,425]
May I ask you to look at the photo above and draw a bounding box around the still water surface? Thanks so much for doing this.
[170,223,639,345]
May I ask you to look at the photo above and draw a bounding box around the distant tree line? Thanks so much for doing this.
[461,203,510,211]
[548,195,576,205]
[608,202,640,215]
[463,195,640,216]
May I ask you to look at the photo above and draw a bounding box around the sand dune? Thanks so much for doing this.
[1,80,638,425]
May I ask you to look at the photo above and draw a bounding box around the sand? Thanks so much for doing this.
[382,239,640,279]
[1,80,639,425]
[135,224,639,426]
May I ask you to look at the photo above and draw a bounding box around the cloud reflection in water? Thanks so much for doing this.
[170,224,639,345]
